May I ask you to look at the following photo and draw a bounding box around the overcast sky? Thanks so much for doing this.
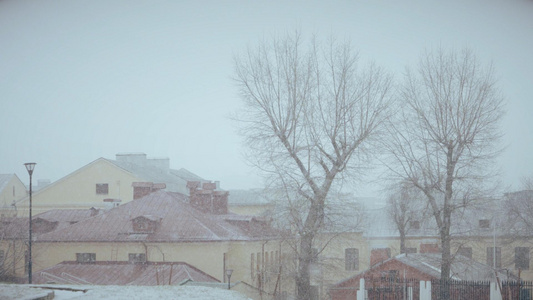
[1,0,532,196]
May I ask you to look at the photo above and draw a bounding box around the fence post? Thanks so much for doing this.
[420,281,431,300]
[357,278,366,300]
[490,282,502,300]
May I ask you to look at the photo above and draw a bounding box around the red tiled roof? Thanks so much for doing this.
[33,208,100,223]
[33,261,219,285]
[0,217,28,239]
[35,191,280,242]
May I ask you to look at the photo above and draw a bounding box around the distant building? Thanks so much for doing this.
[13,153,206,215]
[22,187,288,298]
[0,174,27,218]
[330,253,516,300]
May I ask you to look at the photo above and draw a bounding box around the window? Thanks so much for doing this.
[479,219,491,229]
[345,248,359,271]
[458,247,473,259]
[410,220,420,230]
[251,253,255,279]
[132,217,157,233]
[0,250,4,268]
[128,253,146,263]
[487,247,501,268]
[76,253,96,263]
[96,183,109,195]
[25,250,29,275]
[515,247,530,270]
[405,247,417,254]
[256,252,261,272]
[420,244,439,253]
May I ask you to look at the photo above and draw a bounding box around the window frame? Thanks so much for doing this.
[487,247,502,268]
[458,247,473,259]
[76,253,96,263]
[515,247,530,270]
[345,248,359,271]
[96,183,109,195]
[128,253,147,264]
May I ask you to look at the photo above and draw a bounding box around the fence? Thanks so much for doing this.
[333,278,533,300]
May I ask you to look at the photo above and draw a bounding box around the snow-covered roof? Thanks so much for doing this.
[394,253,514,281]
[107,158,204,196]
[334,253,517,288]
[35,190,281,243]
[33,261,219,285]
[0,284,250,300]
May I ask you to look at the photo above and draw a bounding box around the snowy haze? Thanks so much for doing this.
[0,284,251,300]
[1,0,532,195]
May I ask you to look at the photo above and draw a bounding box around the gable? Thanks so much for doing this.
[16,158,143,213]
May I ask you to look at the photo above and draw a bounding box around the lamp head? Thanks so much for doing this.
[226,269,233,277]
[24,163,36,176]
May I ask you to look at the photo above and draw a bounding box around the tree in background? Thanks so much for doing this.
[234,32,393,299]
[0,216,28,281]
[384,48,504,297]
[503,176,533,241]
[386,182,425,254]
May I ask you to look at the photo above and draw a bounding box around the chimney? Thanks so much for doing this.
[188,181,228,214]
[370,248,391,266]
[132,182,166,199]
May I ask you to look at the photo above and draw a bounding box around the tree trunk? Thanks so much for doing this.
[399,230,406,254]
[296,232,313,300]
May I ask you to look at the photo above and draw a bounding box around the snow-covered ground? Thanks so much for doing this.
[0,284,252,300]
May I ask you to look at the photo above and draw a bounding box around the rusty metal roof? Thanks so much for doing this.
[35,190,280,243]
[33,261,219,285]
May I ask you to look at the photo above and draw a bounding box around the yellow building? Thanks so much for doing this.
[13,153,205,216]
[0,174,27,218]
[23,187,290,299]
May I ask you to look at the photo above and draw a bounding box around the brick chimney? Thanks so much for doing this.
[370,248,391,266]
[187,181,229,214]
[132,182,167,199]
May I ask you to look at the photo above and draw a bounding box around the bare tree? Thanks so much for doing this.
[0,216,29,281]
[503,176,533,240]
[234,32,393,299]
[385,48,505,293]
[386,182,425,254]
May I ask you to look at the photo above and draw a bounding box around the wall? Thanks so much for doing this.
[15,159,142,215]
[0,175,27,218]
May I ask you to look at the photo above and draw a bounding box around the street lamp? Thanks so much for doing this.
[24,162,36,284]
[226,269,233,290]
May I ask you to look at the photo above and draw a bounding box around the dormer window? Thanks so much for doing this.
[32,218,58,234]
[131,215,160,233]
[76,253,96,263]
[129,253,147,264]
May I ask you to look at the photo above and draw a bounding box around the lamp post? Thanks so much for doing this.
[226,269,233,290]
[24,162,36,284]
